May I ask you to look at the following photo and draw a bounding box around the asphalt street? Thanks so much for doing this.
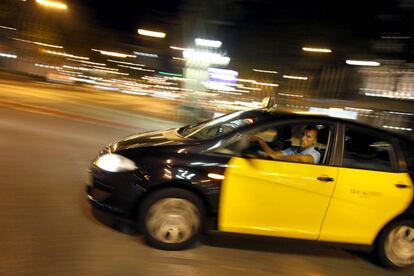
[0,79,412,275]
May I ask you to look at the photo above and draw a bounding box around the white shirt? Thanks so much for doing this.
[282,146,321,164]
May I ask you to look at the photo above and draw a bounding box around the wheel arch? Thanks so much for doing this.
[373,209,414,246]
[134,179,216,230]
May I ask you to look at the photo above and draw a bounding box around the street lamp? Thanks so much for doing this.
[138,29,166,38]
[283,75,308,80]
[91,49,136,58]
[302,47,332,53]
[345,60,381,66]
[35,0,68,10]
[252,69,278,74]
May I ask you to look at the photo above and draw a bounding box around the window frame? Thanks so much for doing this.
[338,124,400,172]
[209,118,338,166]
[392,138,411,173]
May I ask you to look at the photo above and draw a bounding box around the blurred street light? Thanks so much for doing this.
[381,36,411,39]
[346,60,381,66]
[383,125,412,131]
[138,29,166,38]
[159,71,183,77]
[172,57,185,61]
[237,78,256,83]
[92,49,136,58]
[209,68,238,77]
[107,59,145,67]
[278,92,304,98]
[195,38,222,48]
[35,0,68,10]
[283,75,308,80]
[0,52,17,59]
[170,46,193,51]
[253,81,279,87]
[0,25,17,31]
[13,38,63,49]
[134,51,158,58]
[237,86,262,91]
[63,65,90,71]
[43,50,89,60]
[67,58,106,66]
[302,47,332,53]
[253,69,278,74]
[35,63,60,69]
[92,66,118,71]
[183,50,230,65]
[118,65,154,72]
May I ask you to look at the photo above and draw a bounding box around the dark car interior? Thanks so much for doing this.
[343,129,394,171]
[215,124,332,165]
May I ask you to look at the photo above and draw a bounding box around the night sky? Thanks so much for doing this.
[1,0,414,70]
[71,0,414,64]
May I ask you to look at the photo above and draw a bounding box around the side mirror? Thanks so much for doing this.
[262,96,275,108]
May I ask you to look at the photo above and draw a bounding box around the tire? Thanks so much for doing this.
[139,188,205,250]
[376,220,414,268]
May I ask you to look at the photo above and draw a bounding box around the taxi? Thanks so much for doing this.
[86,107,414,268]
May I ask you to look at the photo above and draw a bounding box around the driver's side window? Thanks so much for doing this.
[213,123,332,165]
[243,125,294,159]
[212,124,293,157]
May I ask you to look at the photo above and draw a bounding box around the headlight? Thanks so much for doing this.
[94,154,137,172]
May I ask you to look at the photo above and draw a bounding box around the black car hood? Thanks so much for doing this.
[110,129,190,152]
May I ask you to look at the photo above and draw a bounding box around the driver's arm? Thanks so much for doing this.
[251,136,315,164]
[273,154,315,164]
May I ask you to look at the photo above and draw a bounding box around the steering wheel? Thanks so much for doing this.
[246,138,282,160]
[240,140,264,158]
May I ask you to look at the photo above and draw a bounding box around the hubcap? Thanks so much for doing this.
[385,225,414,267]
[145,198,200,244]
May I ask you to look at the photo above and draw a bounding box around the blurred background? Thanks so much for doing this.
[1,0,413,135]
[1,1,414,275]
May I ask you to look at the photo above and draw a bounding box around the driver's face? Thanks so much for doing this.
[300,129,318,149]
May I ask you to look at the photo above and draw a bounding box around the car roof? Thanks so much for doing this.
[256,108,414,143]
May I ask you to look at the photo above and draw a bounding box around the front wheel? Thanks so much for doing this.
[377,220,414,268]
[139,188,205,250]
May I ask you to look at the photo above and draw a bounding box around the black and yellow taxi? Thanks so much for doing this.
[86,108,414,268]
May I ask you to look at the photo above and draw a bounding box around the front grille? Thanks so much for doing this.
[88,186,111,201]
[94,178,114,192]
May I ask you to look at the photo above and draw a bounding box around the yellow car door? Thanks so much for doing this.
[319,126,413,245]
[219,157,338,240]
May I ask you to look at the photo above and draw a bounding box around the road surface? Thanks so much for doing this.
[0,79,412,275]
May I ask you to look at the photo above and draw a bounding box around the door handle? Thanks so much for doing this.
[317,176,335,182]
[395,183,410,189]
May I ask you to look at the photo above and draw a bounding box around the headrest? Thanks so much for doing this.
[317,127,330,144]
[278,126,292,140]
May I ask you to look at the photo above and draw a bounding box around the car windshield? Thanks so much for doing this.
[177,109,274,140]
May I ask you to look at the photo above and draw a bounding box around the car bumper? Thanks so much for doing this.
[86,185,128,216]
[85,166,147,219]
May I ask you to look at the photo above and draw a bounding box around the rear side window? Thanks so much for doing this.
[343,127,395,171]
